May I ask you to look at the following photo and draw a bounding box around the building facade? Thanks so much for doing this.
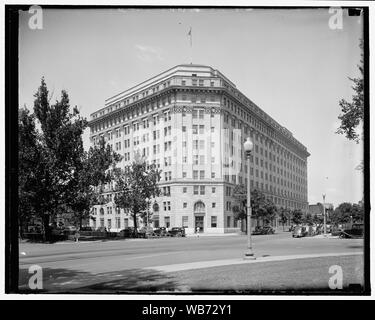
[309,203,334,218]
[88,65,310,234]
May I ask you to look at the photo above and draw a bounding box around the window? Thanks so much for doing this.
[199,140,205,150]
[183,187,187,193]
[107,219,112,229]
[211,172,216,179]
[193,186,199,195]
[199,170,205,179]
[182,216,189,227]
[164,216,170,228]
[193,155,199,165]
[211,127,215,133]
[116,217,121,229]
[212,187,216,193]
[212,203,216,208]
[153,216,159,228]
[193,170,198,180]
[182,80,186,86]
[211,216,217,228]
[183,172,187,178]
[227,216,231,228]
[192,109,198,119]
[200,186,205,195]
[200,155,205,165]
[183,202,187,208]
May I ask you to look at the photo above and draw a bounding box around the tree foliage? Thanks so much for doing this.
[278,207,291,230]
[291,209,303,225]
[67,138,121,227]
[330,202,364,225]
[232,186,277,226]
[336,40,364,144]
[18,78,120,240]
[113,157,161,234]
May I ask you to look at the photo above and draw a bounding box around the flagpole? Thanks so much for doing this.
[188,27,193,64]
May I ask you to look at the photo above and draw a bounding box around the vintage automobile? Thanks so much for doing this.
[339,223,364,239]
[292,226,307,238]
[331,225,344,236]
[252,225,275,235]
[168,227,186,237]
[119,227,136,238]
[152,227,170,237]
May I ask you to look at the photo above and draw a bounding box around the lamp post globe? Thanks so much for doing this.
[244,137,254,154]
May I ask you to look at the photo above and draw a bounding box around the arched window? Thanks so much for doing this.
[194,201,205,214]
[153,202,159,212]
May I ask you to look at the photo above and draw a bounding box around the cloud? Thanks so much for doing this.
[135,44,164,62]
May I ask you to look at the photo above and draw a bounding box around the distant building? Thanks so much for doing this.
[309,203,334,218]
[88,64,310,234]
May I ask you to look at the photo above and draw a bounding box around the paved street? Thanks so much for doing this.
[18,232,364,293]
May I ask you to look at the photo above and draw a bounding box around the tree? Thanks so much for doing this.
[278,207,291,231]
[233,186,277,227]
[313,214,323,225]
[303,213,313,226]
[351,203,364,223]
[250,189,272,226]
[330,202,363,226]
[18,78,114,241]
[113,156,161,235]
[291,209,303,225]
[330,202,352,225]
[336,40,364,144]
[264,199,278,225]
[66,138,121,228]
[232,184,247,223]
[18,107,40,237]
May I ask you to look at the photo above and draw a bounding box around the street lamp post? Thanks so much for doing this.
[323,194,326,236]
[244,137,255,260]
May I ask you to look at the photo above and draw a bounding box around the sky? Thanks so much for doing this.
[18,8,364,207]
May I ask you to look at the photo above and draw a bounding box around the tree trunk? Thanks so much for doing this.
[42,214,50,242]
[133,212,138,236]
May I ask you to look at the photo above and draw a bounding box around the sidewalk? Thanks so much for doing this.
[144,251,363,273]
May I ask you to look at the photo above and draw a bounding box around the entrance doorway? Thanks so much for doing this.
[195,216,204,233]
[194,201,205,233]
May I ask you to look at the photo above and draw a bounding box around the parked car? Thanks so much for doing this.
[80,226,93,232]
[136,227,154,238]
[96,226,108,233]
[119,227,136,238]
[339,223,364,239]
[152,227,169,237]
[168,227,186,237]
[252,226,275,235]
[331,225,344,236]
[292,226,307,238]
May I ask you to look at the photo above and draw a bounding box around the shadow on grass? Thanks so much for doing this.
[19,267,183,294]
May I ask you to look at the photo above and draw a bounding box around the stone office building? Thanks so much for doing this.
[88,64,310,234]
